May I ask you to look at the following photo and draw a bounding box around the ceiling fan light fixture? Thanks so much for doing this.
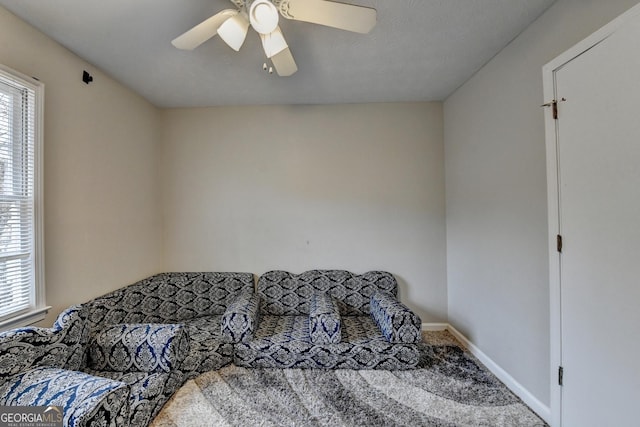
[172,0,377,78]
[249,0,279,35]
[217,13,250,51]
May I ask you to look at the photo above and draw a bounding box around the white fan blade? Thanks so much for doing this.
[260,27,288,58]
[172,9,238,50]
[271,47,298,76]
[282,0,376,34]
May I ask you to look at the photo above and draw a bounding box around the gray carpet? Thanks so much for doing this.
[151,332,546,427]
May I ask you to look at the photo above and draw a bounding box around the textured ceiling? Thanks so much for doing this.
[0,0,556,107]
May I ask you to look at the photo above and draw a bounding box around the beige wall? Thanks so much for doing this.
[160,103,446,321]
[0,7,163,326]
[1,3,446,325]
[444,0,640,410]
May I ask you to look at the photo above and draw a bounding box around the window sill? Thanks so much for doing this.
[0,306,51,332]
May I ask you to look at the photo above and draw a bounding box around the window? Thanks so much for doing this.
[0,65,46,330]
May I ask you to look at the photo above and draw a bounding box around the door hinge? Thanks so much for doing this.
[558,366,564,386]
[557,234,563,253]
[541,97,566,120]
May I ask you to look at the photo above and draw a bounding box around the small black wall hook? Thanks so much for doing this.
[82,70,94,84]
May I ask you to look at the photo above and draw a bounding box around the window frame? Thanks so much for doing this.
[0,64,47,330]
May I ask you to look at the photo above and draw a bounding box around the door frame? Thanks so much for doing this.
[542,4,640,426]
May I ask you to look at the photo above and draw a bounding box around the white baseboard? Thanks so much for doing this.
[423,323,551,424]
[421,322,448,331]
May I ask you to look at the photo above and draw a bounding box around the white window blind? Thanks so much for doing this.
[0,65,46,329]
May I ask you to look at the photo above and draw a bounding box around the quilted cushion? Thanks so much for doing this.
[83,369,181,427]
[234,315,419,369]
[0,305,89,385]
[370,291,422,343]
[87,324,189,373]
[309,292,341,344]
[84,272,254,331]
[179,316,234,377]
[221,291,260,343]
[258,270,398,316]
[0,367,130,427]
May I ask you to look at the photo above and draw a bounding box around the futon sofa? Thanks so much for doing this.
[235,270,422,369]
[0,272,257,427]
[0,270,420,426]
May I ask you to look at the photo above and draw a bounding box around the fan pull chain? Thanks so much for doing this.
[262,62,274,74]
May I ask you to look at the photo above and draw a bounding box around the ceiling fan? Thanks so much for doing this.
[171,0,377,77]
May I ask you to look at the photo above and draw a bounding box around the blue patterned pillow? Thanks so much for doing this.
[309,292,341,344]
[370,291,421,343]
[221,291,260,343]
[0,367,130,427]
[87,324,189,373]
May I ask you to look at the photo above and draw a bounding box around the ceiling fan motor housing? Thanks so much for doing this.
[248,0,280,34]
[232,0,290,20]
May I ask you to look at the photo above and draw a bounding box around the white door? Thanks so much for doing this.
[545,6,640,427]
